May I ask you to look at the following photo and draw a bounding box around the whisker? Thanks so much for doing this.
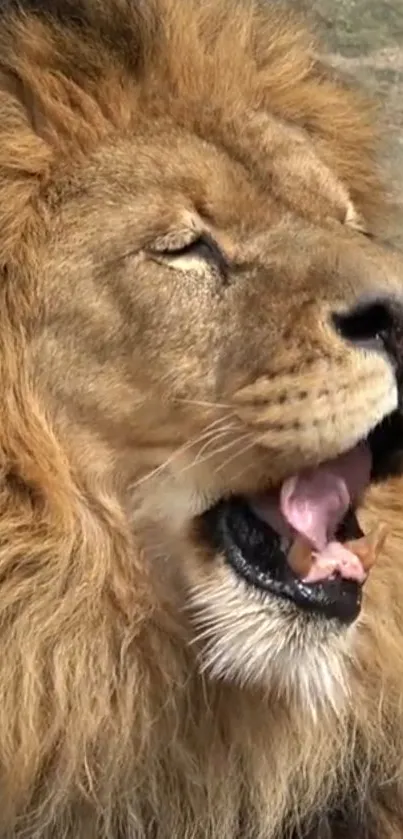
[193,427,238,464]
[175,432,253,478]
[129,415,235,490]
[173,398,234,410]
[212,435,257,476]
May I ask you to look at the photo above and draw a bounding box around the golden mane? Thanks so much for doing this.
[0,2,400,838]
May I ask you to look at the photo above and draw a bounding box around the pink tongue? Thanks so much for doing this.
[280,442,371,552]
[252,442,372,583]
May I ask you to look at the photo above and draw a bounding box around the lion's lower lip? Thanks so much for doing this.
[201,496,363,623]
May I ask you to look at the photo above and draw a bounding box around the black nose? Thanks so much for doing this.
[332,297,403,370]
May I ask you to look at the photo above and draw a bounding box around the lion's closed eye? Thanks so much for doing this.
[150,232,230,279]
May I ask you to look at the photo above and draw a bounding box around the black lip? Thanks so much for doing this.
[200,409,403,624]
[368,409,403,481]
[201,497,364,624]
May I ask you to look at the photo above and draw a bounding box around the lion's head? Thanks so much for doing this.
[1,0,403,836]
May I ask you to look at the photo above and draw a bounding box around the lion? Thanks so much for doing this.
[1,0,403,836]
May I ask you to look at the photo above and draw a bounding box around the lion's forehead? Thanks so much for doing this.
[0,0,389,271]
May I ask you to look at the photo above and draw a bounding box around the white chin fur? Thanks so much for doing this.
[188,567,354,717]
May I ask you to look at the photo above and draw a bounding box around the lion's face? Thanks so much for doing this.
[32,124,403,705]
[2,0,403,711]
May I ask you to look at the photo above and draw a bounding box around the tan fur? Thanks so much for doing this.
[0,0,402,836]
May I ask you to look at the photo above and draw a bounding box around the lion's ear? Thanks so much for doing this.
[245,110,369,229]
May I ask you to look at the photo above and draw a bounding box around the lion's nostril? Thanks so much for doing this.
[333,301,392,345]
[332,298,397,365]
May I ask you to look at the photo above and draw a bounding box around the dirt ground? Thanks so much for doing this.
[289,0,403,243]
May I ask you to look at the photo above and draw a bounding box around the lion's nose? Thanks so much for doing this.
[332,297,403,370]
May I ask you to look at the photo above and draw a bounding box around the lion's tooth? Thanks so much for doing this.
[287,536,313,577]
[280,535,292,554]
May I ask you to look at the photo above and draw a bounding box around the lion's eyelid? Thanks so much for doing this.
[149,233,230,280]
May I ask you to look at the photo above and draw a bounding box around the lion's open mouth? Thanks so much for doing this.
[201,411,403,624]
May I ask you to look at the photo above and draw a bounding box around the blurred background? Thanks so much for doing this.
[291,0,403,244]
